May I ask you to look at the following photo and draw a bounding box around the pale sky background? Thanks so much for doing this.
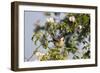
[24,11,47,61]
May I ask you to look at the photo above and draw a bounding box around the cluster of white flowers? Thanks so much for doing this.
[35,52,45,60]
[69,16,76,22]
[46,17,54,23]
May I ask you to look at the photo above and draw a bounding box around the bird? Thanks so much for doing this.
[53,35,64,48]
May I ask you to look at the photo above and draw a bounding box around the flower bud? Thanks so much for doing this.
[78,25,82,30]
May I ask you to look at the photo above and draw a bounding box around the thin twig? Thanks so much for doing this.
[26,45,41,61]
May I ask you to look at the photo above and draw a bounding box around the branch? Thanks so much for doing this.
[26,45,41,61]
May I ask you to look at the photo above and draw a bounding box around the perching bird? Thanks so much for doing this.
[53,35,64,48]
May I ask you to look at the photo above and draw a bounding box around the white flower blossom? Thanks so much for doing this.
[78,25,82,30]
[46,17,54,23]
[69,16,76,22]
[35,52,45,60]
[76,25,82,33]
